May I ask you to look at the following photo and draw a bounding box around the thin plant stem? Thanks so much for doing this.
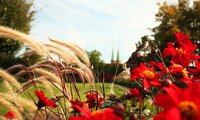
[33,109,38,120]
[139,94,144,120]
[110,63,119,94]
[102,72,105,98]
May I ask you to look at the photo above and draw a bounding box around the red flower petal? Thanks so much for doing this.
[154,108,181,120]
[4,111,16,119]
[165,108,181,120]
[155,94,176,110]
[182,83,200,101]
[143,79,150,89]
[162,86,180,106]
[163,43,175,58]
[179,55,190,67]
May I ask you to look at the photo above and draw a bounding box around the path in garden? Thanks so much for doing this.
[114,84,129,92]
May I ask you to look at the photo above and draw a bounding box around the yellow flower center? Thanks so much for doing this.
[179,101,199,119]
[92,110,101,116]
[182,69,188,77]
[176,48,186,54]
[143,70,155,79]
[172,63,182,68]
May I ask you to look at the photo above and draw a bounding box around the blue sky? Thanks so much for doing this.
[31,0,176,63]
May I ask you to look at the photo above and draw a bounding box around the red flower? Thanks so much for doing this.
[154,83,200,120]
[130,63,160,89]
[129,88,140,97]
[92,108,123,120]
[85,93,105,109]
[194,59,200,70]
[70,99,84,107]
[4,111,16,119]
[163,33,198,67]
[174,32,190,44]
[148,61,167,73]
[168,62,190,83]
[35,90,55,109]
[187,60,200,81]
[70,99,85,112]
[68,104,122,120]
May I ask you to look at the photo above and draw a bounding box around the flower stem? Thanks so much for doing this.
[139,90,144,120]
[33,109,38,120]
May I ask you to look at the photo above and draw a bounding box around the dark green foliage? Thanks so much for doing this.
[115,79,136,88]
[0,51,43,69]
[88,50,104,73]
[0,0,35,55]
[0,55,24,69]
[134,36,159,64]
[135,36,155,50]
[0,52,43,83]
[20,51,43,67]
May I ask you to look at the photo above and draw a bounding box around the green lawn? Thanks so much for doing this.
[20,82,127,100]
[72,82,127,100]
[0,82,127,116]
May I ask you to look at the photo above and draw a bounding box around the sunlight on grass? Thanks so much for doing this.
[0,82,126,116]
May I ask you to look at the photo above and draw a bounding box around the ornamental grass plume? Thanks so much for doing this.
[16,97,37,112]
[30,59,65,69]
[49,37,90,66]
[21,76,62,94]
[32,68,62,85]
[42,81,54,97]
[0,26,49,56]
[3,81,15,95]
[46,46,72,65]
[0,90,37,113]
[20,77,55,98]
[45,43,83,67]
[31,68,72,99]
[0,92,15,100]
[81,63,95,83]
[0,98,23,120]
[44,46,94,83]
[0,26,98,119]
[61,67,85,83]
[0,68,22,90]
[0,116,7,120]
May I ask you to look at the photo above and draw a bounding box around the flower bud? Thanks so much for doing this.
[161,79,172,87]
[126,93,133,100]
[114,103,125,117]
[109,94,116,101]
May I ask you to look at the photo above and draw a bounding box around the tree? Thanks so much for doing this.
[132,36,159,64]
[88,50,104,73]
[137,0,200,55]
[0,0,35,55]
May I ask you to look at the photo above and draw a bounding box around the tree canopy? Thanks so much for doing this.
[0,0,35,55]
[137,0,200,56]
[88,50,104,72]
